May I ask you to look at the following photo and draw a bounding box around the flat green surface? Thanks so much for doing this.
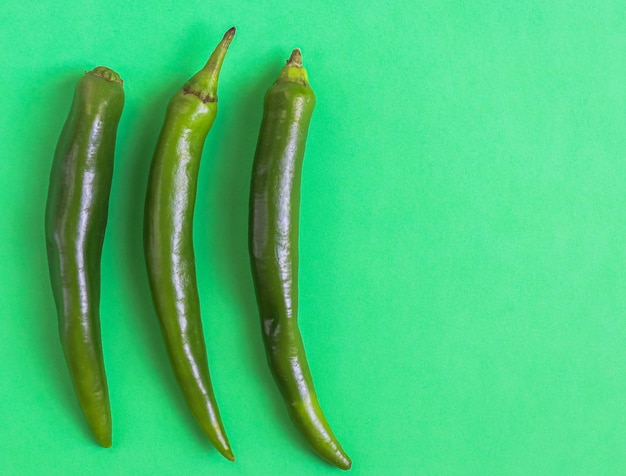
[2,1,626,475]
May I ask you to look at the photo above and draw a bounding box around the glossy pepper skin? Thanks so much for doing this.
[248,49,351,470]
[45,66,125,448]
[143,28,235,461]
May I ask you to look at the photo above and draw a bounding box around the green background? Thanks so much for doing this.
[2,1,626,474]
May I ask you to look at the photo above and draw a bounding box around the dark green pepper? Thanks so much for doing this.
[143,28,235,461]
[45,66,125,447]
[248,49,351,470]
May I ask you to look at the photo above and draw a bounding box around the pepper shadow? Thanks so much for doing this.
[115,77,213,438]
[202,70,270,379]
[204,54,319,457]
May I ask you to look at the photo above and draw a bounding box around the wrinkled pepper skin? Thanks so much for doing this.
[248,49,351,470]
[45,66,125,448]
[143,28,235,461]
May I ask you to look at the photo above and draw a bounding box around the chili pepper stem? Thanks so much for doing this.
[277,48,310,86]
[88,66,123,84]
[286,48,302,67]
[183,26,236,102]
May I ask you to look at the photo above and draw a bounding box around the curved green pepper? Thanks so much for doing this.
[45,66,125,448]
[248,49,351,470]
[143,28,235,461]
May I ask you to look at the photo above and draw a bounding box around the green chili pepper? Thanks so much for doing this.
[143,28,235,461]
[45,66,125,448]
[248,49,351,470]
